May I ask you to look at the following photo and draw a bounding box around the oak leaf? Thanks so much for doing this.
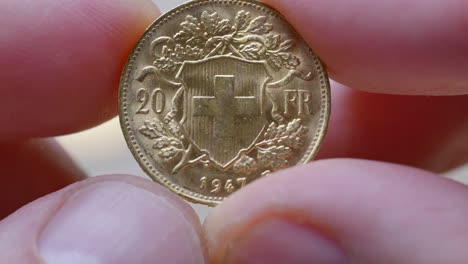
[246,16,273,34]
[235,10,251,31]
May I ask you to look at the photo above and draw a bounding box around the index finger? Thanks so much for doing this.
[264,0,468,95]
[0,0,159,139]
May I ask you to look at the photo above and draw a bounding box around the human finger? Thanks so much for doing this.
[0,0,159,139]
[206,159,468,264]
[263,0,468,95]
[0,175,205,264]
[0,139,86,219]
[316,82,468,172]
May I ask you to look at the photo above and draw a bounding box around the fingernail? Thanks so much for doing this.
[38,181,204,264]
[225,218,348,264]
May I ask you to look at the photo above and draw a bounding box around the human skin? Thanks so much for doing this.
[0,0,467,263]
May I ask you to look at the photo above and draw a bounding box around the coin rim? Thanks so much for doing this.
[118,0,331,206]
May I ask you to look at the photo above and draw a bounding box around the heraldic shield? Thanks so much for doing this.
[176,56,272,168]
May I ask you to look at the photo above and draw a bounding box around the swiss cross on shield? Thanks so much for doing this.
[176,56,272,168]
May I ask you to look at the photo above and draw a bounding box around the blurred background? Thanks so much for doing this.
[56,0,468,220]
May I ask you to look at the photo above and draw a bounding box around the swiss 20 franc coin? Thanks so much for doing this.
[119,0,330,206]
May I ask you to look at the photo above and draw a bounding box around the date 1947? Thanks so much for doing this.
[200,177,247,193]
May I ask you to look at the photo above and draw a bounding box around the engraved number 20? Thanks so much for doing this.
[136,88,166,114]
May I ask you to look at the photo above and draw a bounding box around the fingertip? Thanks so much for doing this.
[0,175,205,264]
[222,218,349,264]
[0,0,160,138]
[0,139,86,219]
[315,81,468,172]
[263,0,468,95]
[206,159,468,263]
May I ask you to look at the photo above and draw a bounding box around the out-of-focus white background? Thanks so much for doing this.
[57,0,467,220]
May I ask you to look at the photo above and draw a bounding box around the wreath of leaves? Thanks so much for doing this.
[231,119,309,174]
[154,10,300,73]
[233,154,257,175]
[258,119,309,150]
[139,118,184,162]
[139,117,308,174]
[255,119,308,171]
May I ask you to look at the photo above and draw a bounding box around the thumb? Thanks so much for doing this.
[0,175,205,264]
[205,159,468,264]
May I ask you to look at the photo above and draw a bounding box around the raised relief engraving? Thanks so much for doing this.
[255,119,309,170]
[177,57,268,168]
[284,89,312,115]
[136,88,150,114]
[138,118,209,173]
[135,88,167,115]
[120,0,331,205]
[200,176,247,193]
[192,75,258,164]
[233,154,257,175]
[137,10,314,177]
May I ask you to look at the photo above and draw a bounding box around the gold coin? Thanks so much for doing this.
[119,0,330,206]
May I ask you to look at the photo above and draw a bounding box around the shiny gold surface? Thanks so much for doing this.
[119,0,330,205]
